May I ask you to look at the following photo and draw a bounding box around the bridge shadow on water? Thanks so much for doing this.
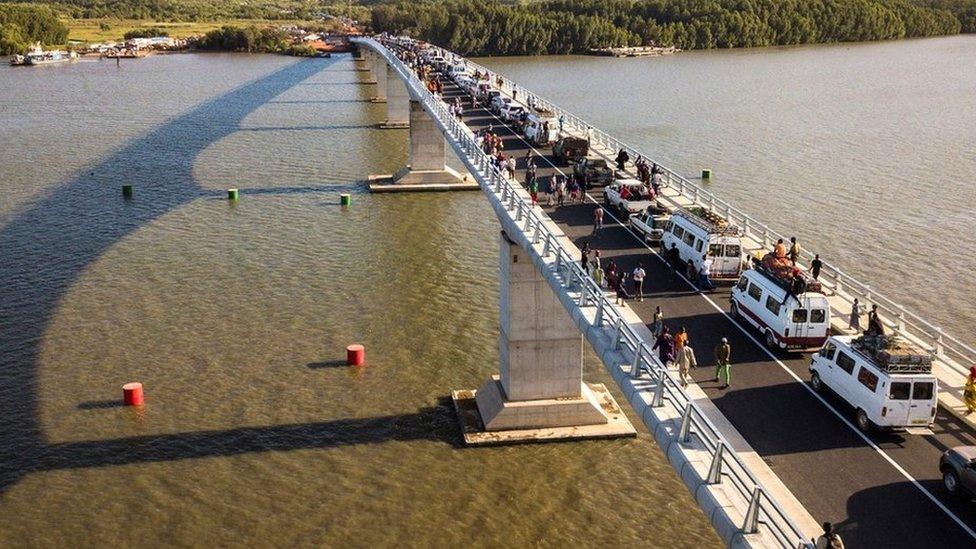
[0,55,428,496]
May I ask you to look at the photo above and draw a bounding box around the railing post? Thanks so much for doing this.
[936,328,945,358]
[834,269,844,294]
[742,488,762,534]
[533,223,542,244]
[630,345,643,379]
[724,204,731,221]
[651,371,665,407]
[594,298,605,327]
[742,217,750,236]
[612,317,623,350]
[707,443,725,484]
[865,285,873,302]
[542,234,551,257]
[897,306,906,332]
[678,404,693,443]
[578,278,588,306]
[708,194,715,212]
[762,226,770,248]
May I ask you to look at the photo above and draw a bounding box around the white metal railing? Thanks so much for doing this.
[357,36,813,549]
[434,46,975,376]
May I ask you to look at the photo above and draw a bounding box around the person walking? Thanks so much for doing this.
[674,326,689,355]
[651,306,664,338]
[632,263,646,301]
[965,367,976,414]
[677,343,698,387]
[528,171,539,206]
[544,176,555,207]
[867,304,885,335]
[556,175,566,207]
[814,522,845,549]
[581,242,590,272]
[788,236,801,265]
[615,148,630,171]
[615,273,630,304]
[699,254,715,291]
[714,337,731,389]
[652,325,675,366]
[593,263,605,289]
[593,205,604,234]
[811,254,823,280]
[849,298,862,333]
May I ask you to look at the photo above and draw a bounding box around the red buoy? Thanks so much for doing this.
[123,382,144,406]
[346,344,365,366]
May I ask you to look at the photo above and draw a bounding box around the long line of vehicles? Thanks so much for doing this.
[396,38,970,476]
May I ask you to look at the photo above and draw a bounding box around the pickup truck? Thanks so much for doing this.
[500,104,525,123]
[629,207,671,246]
[573,157,614,188]
[552,136,589,164]
[603,178,654,219]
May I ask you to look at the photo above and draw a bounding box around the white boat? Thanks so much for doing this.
[20,43,78,66]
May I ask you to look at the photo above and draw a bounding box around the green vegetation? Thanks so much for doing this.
[196,24,317,55]
[914,0,976,31]
[371,0,968,55]
[0,3,68,54]
[123,26,168,39]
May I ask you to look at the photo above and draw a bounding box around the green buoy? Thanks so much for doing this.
[701,169,712,179]
[122,184,133,199]
[228,188,239,200]
[340,194,351,206]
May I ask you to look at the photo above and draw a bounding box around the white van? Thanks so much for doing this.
[810,335,938,432]
[662,209,744,282]
[730,269,831,350]
[524,112,558,145]
[449,63,467,81]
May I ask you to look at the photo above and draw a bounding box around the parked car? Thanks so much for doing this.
[941,446,976,497]
[552,136,588,164]
[490,95,512,115]
[809,335,938,432]
[629,207,671,246]
[500,104,525,123]
[603,178,653,219]
[573,157,615,188]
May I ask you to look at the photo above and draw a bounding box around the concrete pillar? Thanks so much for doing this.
[381,64,410,128]
[370,53,387,103]
[499,235,583,400]
[360,50,377,83]
[468,234,611,432]
[408,100,444,171]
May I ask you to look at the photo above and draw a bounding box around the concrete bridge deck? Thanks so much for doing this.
[356,37,976,548]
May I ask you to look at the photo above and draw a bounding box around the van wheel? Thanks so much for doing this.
[730,301,740,319]
[856,408,873,432]
[810,371,823,392]
[944,470,962,495]
[764,330,777,350]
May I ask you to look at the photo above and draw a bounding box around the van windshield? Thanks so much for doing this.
[913,382,934,400]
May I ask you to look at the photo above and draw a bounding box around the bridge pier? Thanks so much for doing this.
[369,53,388,103]
[379,65,409,129]
[369,100,477,192]
[452,234,635,445]
[358,49,377,83]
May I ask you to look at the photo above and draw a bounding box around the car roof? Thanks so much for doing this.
[614,178,643,186]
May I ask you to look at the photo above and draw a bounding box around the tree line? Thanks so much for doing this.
[0,3,68,54]
[196,24,317,56]
[370,0,971,55]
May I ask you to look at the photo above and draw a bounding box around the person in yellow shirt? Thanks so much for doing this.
[964,367,976,414]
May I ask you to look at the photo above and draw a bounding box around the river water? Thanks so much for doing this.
[476,35,976,347]
[0,53,717,546]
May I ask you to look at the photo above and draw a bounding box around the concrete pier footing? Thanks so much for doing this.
[452,234,636,445]
[369,100,479,192]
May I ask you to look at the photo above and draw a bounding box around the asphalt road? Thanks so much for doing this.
[427,66,976,548]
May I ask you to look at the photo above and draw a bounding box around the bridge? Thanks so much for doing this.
[352,36,976,548]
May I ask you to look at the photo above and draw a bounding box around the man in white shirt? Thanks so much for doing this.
[632,263,646,301]
[699,254,715,291]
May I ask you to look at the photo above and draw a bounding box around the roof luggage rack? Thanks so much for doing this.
[851,334,932,374]
[675,207,740,236]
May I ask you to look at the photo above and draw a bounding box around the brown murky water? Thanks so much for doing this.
[0,53,717,546]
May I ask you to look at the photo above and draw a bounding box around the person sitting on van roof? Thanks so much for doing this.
[774,238,787,258]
